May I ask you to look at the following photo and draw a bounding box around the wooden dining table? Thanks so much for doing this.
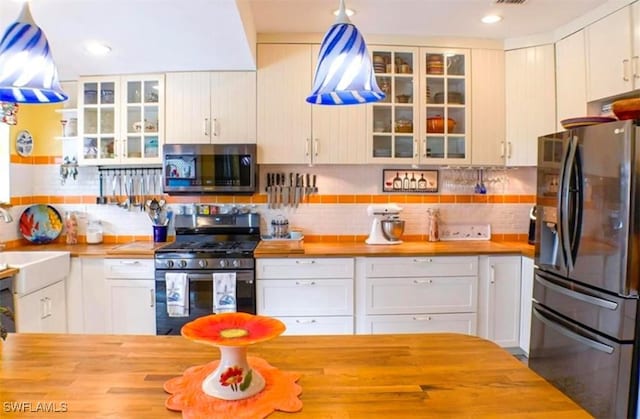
[0,332,591,418]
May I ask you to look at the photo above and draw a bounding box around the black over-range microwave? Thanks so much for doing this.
[162,144,257,194]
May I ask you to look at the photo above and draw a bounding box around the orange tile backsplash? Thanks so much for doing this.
[8,193,536,206]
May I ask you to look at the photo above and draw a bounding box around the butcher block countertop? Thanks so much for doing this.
[0,333,588,418]
[255,240,535,259]
[8,241,168,258]
[0,267,18,280]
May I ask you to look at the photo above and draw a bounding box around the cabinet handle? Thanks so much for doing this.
[413,258,433,263]
[305,138,310,157]
[413,279,433,284]
[203,118,209,136]
[633,56,640,79]
[295,319,317,324]
[295,280,316,286]
[46,297,52,318]
[623,59,631,82]
[313,138,319,157]
[295,260,316,265]
[422,138,427,158]
[490,265,495,284]
[507,142,512,159]
[413,315,432,321]
[212,118,218,137]
[40,298,47,319]
[150,289,155,308]
[118,260,141,266]
[500,141,505,158]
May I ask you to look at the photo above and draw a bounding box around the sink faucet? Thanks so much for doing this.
[0,204,13,223]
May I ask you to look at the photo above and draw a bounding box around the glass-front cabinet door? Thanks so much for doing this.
[367,46,420,164]
[78,74,164,165]
[78,78,120,165]
[420,48,470,164]
[122,75,163,164]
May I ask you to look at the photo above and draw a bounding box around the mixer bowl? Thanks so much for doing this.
[381,219,405,242]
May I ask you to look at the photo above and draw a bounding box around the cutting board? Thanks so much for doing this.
[106,241,168,255]
[255,240,304,254]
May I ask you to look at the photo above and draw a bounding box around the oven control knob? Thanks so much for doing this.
[198,260,208,268]
[232,259,241,268]
[178,260,188,268]
[219,259,228,268]
[165,260,174,268]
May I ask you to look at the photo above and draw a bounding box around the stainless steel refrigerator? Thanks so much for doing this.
[530,119,640,419]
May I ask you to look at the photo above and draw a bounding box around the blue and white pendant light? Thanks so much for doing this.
[0,2,67,103]
[306,0,384,105]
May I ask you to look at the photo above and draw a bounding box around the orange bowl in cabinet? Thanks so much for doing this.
[426,117,455,133]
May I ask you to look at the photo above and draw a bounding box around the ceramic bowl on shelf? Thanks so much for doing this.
[396,94,411,103]
[426,117,456,133]
[612,98,640,120]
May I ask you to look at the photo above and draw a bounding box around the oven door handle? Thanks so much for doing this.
[161,273,253,283]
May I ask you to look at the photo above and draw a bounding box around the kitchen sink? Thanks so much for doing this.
[0,251,70,296]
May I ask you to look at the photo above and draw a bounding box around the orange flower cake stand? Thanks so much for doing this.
[165,313,302,418]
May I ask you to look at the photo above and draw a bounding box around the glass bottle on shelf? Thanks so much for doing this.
[410,173,417,190]
[393,172,402,190]
[418,173,427,190]
[403,173,410,190]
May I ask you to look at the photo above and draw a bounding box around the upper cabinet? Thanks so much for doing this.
[470,48,505,166]
[165,71,256,144]
[585,5,639,101]
[367,46,470,165]
[505,44,556,166]
[556,30,587,130]
[78,74,164,166]
[256,43,367,164]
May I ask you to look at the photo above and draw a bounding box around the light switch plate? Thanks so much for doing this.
[439,224,491,241]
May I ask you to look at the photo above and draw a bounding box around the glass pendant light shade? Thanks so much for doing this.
[306,0,384,105]
[0,2,67,103]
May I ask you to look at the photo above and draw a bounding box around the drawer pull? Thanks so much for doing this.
[413,316,432,321]
[413,279,433,284]
[118,260,141,266]
[295,281,316,286]
[413,258,433,263]
[295,319,317,324]
[295,260,316,265]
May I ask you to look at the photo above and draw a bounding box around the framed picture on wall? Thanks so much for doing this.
[382,169,438,193]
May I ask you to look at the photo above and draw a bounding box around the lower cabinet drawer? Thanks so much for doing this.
[257,279,353,316]
[278,316,354,336]
[364,276,477,315]
[357,313,477,335]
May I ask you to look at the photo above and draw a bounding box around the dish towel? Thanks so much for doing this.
[166,273,189,317]
[213,272,237,313]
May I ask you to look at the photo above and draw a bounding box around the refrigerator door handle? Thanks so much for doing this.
[535,274,618,310]
[532,305,614,354]
[560,135,578,271]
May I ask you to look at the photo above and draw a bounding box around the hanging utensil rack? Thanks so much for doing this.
[97,167,163,209]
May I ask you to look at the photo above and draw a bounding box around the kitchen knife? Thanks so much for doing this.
[289,173,294,206]
[305,173,311,201]
[275,173,281,209]
[312,174,317,194]
[283,172,289,206]
[266,172,272,209]
[294,173,300,207]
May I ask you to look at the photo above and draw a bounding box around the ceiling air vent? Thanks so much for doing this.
[493,0,528,4]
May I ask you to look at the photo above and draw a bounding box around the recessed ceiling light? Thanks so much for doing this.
[84,41,112,56]
[481,15,503,24]
[333,8,355,17]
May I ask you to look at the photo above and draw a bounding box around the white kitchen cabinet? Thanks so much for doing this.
[505,44,556,166]
[257,43,367,164]
[519,256,534,355]
[14,280,67,333]
[477,256,521,348]
[165,71,256,144]
[555,30,587,131]
[355,256,478,335]
[65,257,84,333]
[471,48,506,166]
[81,258,108,334]
[585,5,637,101]
[256,258,354,335]
[105,259,156,335]
[78,74,164,165]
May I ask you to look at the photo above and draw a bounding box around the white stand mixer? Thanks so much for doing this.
[365,204,403,245]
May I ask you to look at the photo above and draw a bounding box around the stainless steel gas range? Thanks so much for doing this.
[154,212,260,335]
